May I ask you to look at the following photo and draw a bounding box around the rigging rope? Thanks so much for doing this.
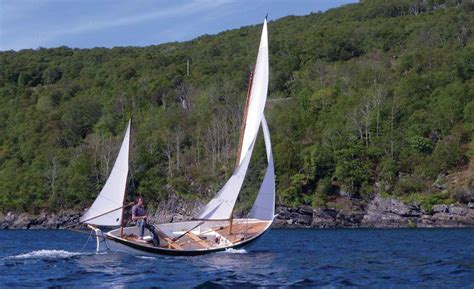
[81,229,93,251]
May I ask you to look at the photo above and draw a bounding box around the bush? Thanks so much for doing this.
[279,173,308,207]
[394,176,427,196]
[409,135,433,154]
[452,187,474,204]
[402,192,455,213]
[311,178,332,207]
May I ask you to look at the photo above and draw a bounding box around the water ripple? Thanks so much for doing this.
[0,229,473,287]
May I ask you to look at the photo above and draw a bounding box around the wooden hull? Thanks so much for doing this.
[96,218,273,256]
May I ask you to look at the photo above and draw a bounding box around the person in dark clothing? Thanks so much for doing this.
[131,197,147,239]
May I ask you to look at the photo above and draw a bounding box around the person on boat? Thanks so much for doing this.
[131,196,147,240]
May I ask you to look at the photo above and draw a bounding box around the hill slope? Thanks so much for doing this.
[0,0,473,214]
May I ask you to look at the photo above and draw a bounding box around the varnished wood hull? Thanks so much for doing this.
[98,218,273,256]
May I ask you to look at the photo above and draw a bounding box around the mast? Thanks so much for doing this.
[230,66,255,234]
[195,17,268,223]
[120,119,131,238]
[235,66,255,169]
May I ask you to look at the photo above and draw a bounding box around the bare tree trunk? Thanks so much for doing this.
[349,111,364,142]
[389,95,398,160]
[165,141,173,178]
[361,101,373,147]
[373,87,386,138]
[175,129,183,173]
[47,151,59,202]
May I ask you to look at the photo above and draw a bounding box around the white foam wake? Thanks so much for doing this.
[223,248,247,254]
[6,249,82,260]
[136,255,157,260]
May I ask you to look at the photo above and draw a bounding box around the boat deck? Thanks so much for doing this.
[121,220,270,251]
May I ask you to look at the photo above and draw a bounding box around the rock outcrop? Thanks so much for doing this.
[0,210,82,229]
[149,193,203,224]
[1,194,473,229]
[273,194,474,228]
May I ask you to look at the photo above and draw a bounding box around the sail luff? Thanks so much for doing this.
[80,120,131,226]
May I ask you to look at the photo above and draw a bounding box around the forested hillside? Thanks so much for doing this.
[0,0,473,214]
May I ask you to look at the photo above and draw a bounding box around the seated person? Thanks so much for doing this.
[131,196,147,240]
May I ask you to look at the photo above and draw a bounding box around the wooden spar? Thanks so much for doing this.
[66,227,106,238]
[84,202,134,224]
[230,65,256,235]
[120,119,132,238]
[235,65,255,169]
[172,221,205,242]
[64,202,134,229]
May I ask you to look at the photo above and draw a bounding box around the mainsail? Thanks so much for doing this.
[196,18,270,221]
[80,120,131,226]
[238,18,269,166]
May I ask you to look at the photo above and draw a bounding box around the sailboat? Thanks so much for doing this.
[81,18,275,256]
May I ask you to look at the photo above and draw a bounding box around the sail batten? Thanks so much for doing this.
[80,120,131,226]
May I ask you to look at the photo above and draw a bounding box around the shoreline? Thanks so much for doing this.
[1,194,473,230]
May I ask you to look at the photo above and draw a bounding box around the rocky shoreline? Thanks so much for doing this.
[274,195,474,228]
[1,194,473,230]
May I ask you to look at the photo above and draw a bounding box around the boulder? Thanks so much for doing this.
[311,214,336,228]
[449,205,468,216]
[5,212,16,222]
[361,195,422,227]
[276,206,291,220]
[432,204,449,213]
[311,208,338,228]
[298,205,313,216]
[433,174,448,190]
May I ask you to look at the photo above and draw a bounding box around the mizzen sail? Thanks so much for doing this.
[80,120,131,226]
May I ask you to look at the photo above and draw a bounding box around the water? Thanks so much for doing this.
[0,229,473,288]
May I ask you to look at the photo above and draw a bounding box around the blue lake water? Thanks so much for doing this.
[0,228,473,288]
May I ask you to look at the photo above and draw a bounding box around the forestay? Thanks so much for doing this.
[80,120,130,226]
[249,115,275,220]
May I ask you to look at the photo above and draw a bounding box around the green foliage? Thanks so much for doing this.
[279,173,309,207]
[394,176,427,196]
[402,191,455,213]
[409,136,433,154]
[312,178,332,208]
[335,145,371,196]
[0,0,472,212]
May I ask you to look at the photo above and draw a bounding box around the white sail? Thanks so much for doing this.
[249,115,275,220]
[197,137,257,220]
[80,120,131,226]
[238,18,269,166]
[197,18,270,221]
